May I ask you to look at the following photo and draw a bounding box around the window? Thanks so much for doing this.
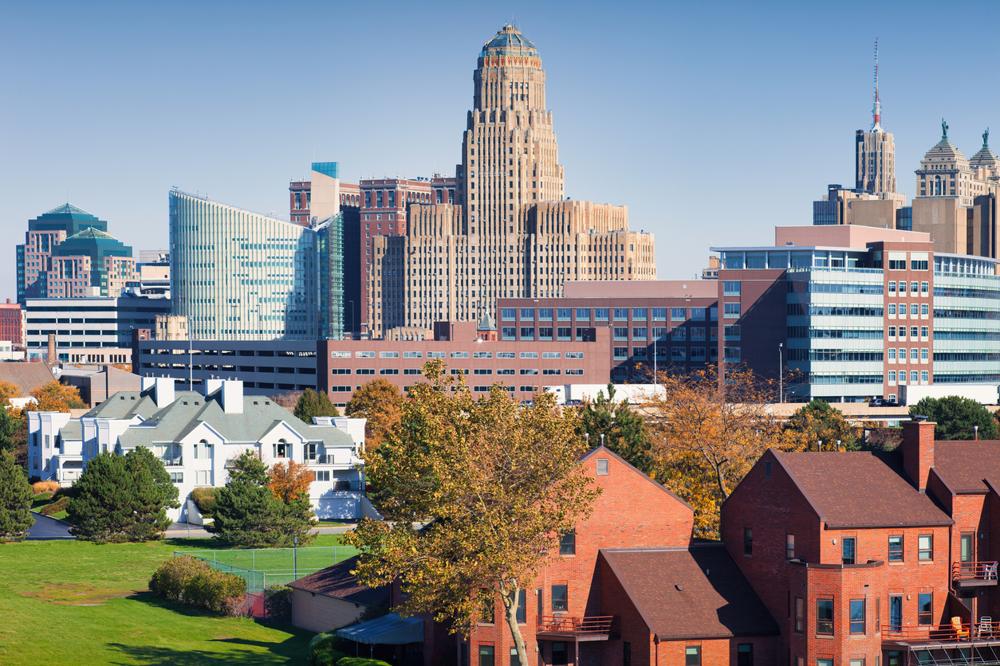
[478,645,495,666]
[794,597,804,632]
[816,598,834,635]
[850,598,866,634]
[685,646,701,666]
[559,531,576,556]
[743,527,752,556]
[818,661,833,666]
[196,470,210,485]
[596,459,609,475]
[888,535,903,562]
[515,589,526,624]
[850,661,865,666]
[551,585,568,612]
[737,643,753,666]
[918,592,933,625]
[315,470,331,482]
[723,280,741,296]
[273,441,290,458]
[509,648,518,666]
[786,534,795,559]
[671,307,686,321]
[169,471,183,483]
[889,595,902,632]
[724,303,741,319]
[918,534,933,561]
[842,537,856,565]
[194,441,213,460]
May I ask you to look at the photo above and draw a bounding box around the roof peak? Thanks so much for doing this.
[42,203,94,217]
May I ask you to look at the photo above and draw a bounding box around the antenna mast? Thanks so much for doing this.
[872,38,881,130]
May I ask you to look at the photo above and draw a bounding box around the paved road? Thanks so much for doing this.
[165,522,355,539]
[27,513,73,540]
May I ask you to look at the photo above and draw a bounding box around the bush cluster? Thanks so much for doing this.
[264,585,292,621]
[189,486,218,517]
[31,480,60,494]
[149,556,246,615]
[336,659,392,666]
[307,632,347,666]
[39,495,70,516]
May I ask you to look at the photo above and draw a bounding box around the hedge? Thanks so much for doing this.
[308,632,347,666]
[189,486,218,516]
[264,585,291,621]
[149,556,246,615]
[31,480,60,494]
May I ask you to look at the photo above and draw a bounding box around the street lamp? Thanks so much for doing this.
[778,342,784,403]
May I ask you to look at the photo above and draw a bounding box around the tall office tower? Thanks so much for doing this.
[854,40,896,196]
[169,189,320,341]
[369,25,656,337]
[16,204,123,303]
[44,228,136,299]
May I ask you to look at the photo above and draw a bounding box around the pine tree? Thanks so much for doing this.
[211,451,314,547]
[579,385,653,472]
[293,388,340,423]
[68,448,178,542]
[0,451,33,541]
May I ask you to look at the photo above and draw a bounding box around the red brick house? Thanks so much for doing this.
[721,420,1000,666]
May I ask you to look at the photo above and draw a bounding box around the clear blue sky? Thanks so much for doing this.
[1,0,997,298]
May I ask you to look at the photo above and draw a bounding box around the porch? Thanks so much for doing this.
[884,620,1000,665]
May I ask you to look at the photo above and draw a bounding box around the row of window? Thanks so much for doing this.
[745,529,934,563]
[499,306,716,322]
[331,350,584,360]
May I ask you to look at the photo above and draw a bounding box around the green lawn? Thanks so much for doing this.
[0,534,351,664]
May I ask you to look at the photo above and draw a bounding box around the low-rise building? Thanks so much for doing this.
[28,377,367,522]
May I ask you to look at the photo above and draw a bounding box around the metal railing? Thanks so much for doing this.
[537,615,614,636]
[953,560,999,582]
[883,621,999,643]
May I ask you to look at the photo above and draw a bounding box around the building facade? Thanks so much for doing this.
[368,25,656,337]
[0,300,24,346]
[169,189,321,341]
[24,295,171,365]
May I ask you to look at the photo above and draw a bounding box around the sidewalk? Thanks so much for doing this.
[165,522,357,539]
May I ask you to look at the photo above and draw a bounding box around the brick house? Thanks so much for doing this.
[721,420,1000,665]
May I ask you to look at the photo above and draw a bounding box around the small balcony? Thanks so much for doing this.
[953,561,999,589]
[883,621,1000,665]
[536,615,614,642]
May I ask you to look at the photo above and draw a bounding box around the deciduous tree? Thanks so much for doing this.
[345,379,403,450]
[28,381,85,412]
[346,362,599,666]
[293,388,339,423]
[269,460,315,503]
[645,366,804,537]
[909,396,1000,440]
[0,380,19,406]
[784,399,859,450]
[0,451,32,541]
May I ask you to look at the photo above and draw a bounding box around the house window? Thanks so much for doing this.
[551,585,568,612]
[743,527,752,556]
[816,598,834,635]
[596,459,609,475]
[195,470,210,486]
[559,531,576,556]
[515,589,526,624]
[478,645,494,666]
[315,470,331,482]
[786,534,795,560]
[918,534,933,561]
[274,441,290,459]
[850,599,866,634]
[850,660,865,666]
[509,648,518,666]
[842,537,856,564]
[794,597,804,632]
[737,643,753,666]
[169,471,183,483]
[888,535,903,562]
[818,661,833,666]
[195,441,213,460]
[305,443,319,461]
[918,592,933,625]
[551,642,568,666]
[685,646,701,666]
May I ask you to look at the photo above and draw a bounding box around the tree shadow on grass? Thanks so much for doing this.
[126,590,219,618]
[108,635,309,666]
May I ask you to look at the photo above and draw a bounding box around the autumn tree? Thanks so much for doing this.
[0,380,19,407]
[269,460,315,503]
[29,381,85,412]
[784,400,859,451]
[293,388,339,423]
[645,366,804,537]
[345,378,403,450]
[346,363,599,666]
[578,384,652,472]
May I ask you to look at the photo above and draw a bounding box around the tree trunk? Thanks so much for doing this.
[501,585,530,666]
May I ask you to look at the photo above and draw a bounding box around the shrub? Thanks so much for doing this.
[149,556,246,615]
[336,658,391,666]
[39,495,70,516]
[264,585,292,621]
[32,480,60,494]
[308,632,348,666]
[189,486,218,517]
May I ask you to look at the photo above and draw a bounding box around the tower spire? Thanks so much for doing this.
[872,38,881,130]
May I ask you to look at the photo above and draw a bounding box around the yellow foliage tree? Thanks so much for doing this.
[268,460,315,504]
[345,378,403,450]
[28,381,85,412]
[346,362,599,666]
[0,381,19,407]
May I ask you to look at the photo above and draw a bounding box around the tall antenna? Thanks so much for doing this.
[872,38,881,130]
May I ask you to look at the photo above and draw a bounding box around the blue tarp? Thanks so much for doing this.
[336,613,424,645]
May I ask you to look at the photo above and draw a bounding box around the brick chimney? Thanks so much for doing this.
[900,418,936,492]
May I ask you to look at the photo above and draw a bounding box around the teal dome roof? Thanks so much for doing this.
[481,24,537,58]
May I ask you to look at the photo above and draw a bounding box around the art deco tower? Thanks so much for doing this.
[855,40,897,196]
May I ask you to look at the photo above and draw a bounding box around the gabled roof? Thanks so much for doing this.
[932,440,1000,494]
[771,450,951,529]
[581,445,692,510]
[0,362,54,396]
[600,545,778,640]
[85,391,159,419]
[289,556,389,607]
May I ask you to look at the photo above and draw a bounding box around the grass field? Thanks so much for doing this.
[0,534,353,664]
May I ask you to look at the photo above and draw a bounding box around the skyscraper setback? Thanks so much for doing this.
[855,40,896,197]
[368,25,656,336]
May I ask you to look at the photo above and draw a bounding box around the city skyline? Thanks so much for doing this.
[6,0,1000,300]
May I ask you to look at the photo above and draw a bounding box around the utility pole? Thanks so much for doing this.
[778,342,784,403]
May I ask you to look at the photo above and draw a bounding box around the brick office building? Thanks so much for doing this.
[722,420,1000,665]
[0,300,23,346]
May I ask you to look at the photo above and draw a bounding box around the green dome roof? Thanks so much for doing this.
[481,24,537,58]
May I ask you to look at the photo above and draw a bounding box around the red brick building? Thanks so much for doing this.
[0,300,23,345]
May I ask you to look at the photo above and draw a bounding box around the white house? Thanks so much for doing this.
[28,377,369,522]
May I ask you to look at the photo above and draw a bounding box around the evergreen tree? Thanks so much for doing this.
[293,388,340,423]
[910,396,1000,440]
[0,451,33,541]
[211,451,314,547]
[579,385,653,472]
[68,448,178,542]
[0,408,27,467]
